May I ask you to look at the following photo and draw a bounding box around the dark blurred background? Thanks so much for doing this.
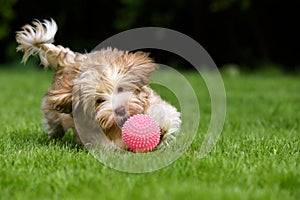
[0,0,299,72]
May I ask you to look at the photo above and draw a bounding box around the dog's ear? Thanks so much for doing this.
[117,51,157,86]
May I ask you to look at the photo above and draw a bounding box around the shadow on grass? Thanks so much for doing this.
[3,126,85,152]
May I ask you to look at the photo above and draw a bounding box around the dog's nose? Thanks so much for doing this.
[115,106,126,116]
[119,117,128,127]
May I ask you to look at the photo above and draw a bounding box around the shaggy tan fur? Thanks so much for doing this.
[16,19,181,149]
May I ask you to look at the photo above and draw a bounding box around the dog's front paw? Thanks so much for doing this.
[146,103,181,147]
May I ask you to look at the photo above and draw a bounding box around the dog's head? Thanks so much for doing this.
[74,50,157,137]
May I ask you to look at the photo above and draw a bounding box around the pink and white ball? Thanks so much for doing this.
[122,114,161,152]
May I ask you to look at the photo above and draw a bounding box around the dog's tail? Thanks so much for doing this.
[16,19,82,68]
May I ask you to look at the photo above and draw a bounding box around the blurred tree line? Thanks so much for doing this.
[0,0,299,71]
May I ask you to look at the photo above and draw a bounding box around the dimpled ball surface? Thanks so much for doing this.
[122,114,161,152]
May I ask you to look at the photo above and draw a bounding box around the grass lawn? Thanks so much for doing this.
[0,64,299,200]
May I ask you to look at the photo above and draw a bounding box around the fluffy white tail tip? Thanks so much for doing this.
[16,19,58,63]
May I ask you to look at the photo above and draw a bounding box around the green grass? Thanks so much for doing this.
[0,64,299,200]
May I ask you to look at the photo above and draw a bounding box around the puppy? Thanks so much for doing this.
[16,19,181,149]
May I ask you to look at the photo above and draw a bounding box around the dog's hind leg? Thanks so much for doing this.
[41,96,66,139]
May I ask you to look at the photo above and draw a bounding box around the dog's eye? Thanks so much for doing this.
[117,87,124,93]
[96,98,105,104]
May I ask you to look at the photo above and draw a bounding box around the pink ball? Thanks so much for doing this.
[122,114,161,152]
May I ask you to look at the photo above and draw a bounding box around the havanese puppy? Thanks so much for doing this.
[16,19,181,150]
